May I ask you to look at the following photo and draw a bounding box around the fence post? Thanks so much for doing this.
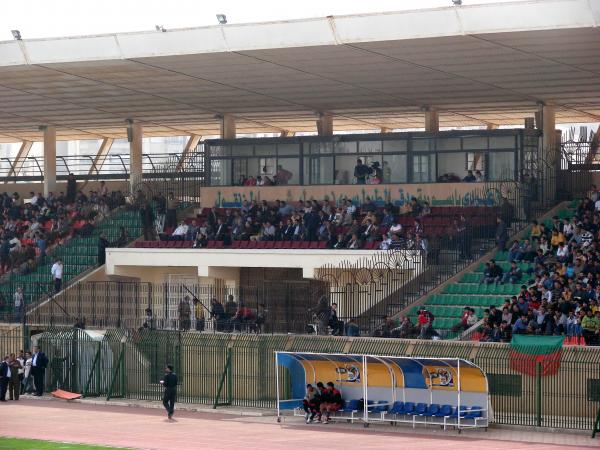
[117,282,123,328]
[535,361,542,427]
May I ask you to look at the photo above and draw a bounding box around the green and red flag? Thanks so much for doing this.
[509,335,564,376]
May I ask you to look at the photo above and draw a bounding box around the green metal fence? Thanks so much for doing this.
[3,327,600,430]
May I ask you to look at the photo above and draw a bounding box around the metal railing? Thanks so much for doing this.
[0,152,205,183]
[2,328,599,430]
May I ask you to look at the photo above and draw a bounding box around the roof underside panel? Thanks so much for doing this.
[0,0,598,142]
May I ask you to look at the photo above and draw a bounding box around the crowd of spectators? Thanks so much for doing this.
[157,196,442,252]
[0,180,125,279]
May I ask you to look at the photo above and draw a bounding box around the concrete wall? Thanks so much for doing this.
[106,248,396,281]
[200,182,498,208]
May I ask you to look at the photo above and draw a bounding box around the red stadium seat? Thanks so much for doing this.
[282,241,292,249]
[300,241,311,249]
[247,240,258,249]
[231,240,242,249]
[291,241,302,249]
[309,241,319,249]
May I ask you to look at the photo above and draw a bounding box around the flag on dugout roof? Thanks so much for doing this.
[509,335,564,376]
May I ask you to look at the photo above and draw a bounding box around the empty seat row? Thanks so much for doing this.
[427,294,505,307]
[444,283,521,295]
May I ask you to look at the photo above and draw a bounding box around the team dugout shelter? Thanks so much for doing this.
[276,351,489,430]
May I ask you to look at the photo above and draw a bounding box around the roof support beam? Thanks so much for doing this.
[129,122,143,190]
[5,140,33,182]
[42,126,56,197]
[88,137,114,176]
[316,113,333,136]
[220,114,236,139]
[424,108,439,132]
[176,134,202,171]
[279,130,295,137]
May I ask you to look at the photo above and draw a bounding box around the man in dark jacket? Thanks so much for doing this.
[31,346,48,396]
[161,364,178,420]
[0,355,10,401]
[353,159,372,184]
[98,233,110,266]
[495,217,508,250]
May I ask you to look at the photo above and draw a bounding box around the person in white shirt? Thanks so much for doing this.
[51,259,63,293]
[594,198,600,211]
[389,222,402,234]
[556,244,569,263]
[171,221,188,241]
[14,287,23,322]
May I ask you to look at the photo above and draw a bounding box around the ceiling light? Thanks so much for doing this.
[11,30,21,40]
[216,14,227,25]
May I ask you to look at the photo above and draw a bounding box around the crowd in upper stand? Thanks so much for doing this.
[149,193,488,252]
[0,178,126,279]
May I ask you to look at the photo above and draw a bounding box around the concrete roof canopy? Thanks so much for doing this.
[0,0,599,142]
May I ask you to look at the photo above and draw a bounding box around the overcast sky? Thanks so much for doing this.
[1,0,519,40]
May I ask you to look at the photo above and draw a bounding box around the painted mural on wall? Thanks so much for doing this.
[201,183,502,208]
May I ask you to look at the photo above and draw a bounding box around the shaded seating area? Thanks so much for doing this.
[276,351,489,431]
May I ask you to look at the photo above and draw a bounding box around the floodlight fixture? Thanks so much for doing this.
[11,30,21,40]
[216,14,227,25]
[452,0,462,5]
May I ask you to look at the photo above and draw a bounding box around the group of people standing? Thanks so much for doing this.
[0,346,48,401]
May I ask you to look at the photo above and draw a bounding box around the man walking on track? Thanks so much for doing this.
[31,346,48,396]
[160,364,178,420]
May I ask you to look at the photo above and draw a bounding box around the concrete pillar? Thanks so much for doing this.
[129,123,143,190]
[424,109,439,132]
[42,126,56,197]
[541,105,556,155]
[220,114,236,139]
[316,113,333,136]
[539,104,557,203]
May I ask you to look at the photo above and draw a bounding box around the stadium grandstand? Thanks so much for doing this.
[2,0,600,442]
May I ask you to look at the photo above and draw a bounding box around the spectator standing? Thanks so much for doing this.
[21,351,32,395]
[66,173,77,203]
[31,346,48,396]
[495,217,508,250]
[166,192,178,229]
[141,202,155,241]
[13,287,23,322]
[0,355,9,401]
[178,297,191,331]
[51,258,63,293]
[98,233,110,266]
[8,353,21,400]
[353,159,372,184]
[193,298,205,331]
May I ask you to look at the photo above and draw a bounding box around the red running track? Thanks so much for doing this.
[0,399,595,450]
